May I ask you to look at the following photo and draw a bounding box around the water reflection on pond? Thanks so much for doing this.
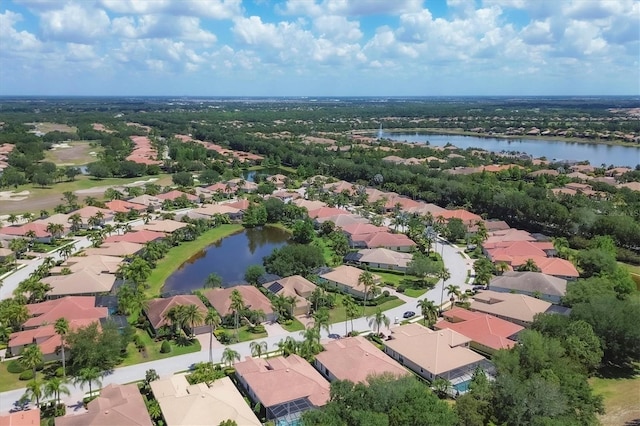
[162,226,290,294]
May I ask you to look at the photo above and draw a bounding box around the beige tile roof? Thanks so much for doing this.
[385,323,485,375]
[137,219,188,233]
[151,375,261,426]
[262,275,316,311]
[204,286,274,317]
[470,290,552,323]
[42,270,117,297]
[490,271,567,297]
[51,255,123,275]
[56,383,152,426]
[82,241,144,257]
[316,336,409,383]
[319,265,381,291]
[357,248,413,268]
[235,354,330,408]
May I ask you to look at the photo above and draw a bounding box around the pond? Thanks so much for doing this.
[382,133,640,168]
[243,167,291,182]
[162,226,291,294]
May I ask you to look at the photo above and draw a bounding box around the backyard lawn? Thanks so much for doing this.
[0,361,27,392]
[327,293,405,325]
[590,364,640,426]
[145,224,243,297]
[119,329,201,367]
[280,318,306,333]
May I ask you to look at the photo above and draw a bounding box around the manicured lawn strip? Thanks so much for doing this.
[314,236,337,266]
[405,288,428,298]
[327,294,405,325]
[0,361,25,392]
[280,318,305,332]
[145,224,243,297]
[236,326,268,343]
[119,329,201,367]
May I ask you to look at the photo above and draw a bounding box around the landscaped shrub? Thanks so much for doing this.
[7,360,25,374]
[160,340,171,354]
[382,290,390,297]
[396,285,406,293]
[55,367,64,377]
[19,370,34,381]
[249,324,266,334]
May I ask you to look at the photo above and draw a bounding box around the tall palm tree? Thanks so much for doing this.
[358,271,375,314]
[204,309,221,364]
[20,344,43,381]
[438,268,452,312]
[221,347,240,367]
[230,289,245,342]
[44,377,70,406]
[275,336,299,357]
[367,308,390,336]
[342,295,358,335]
[182,304,204,338]
[164,305,186,338]
[418,299,439,327]
[445,284,462,308]
[250,341,268,358]
[74,367,102,397]
[312,307,331,336]
[54,318,69,377]
[68,213,82,232]
[519,258,540,272]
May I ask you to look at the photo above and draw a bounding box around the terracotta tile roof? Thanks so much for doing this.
[56,383,153,426]
[293,199,327,211]
[405,202,446,215]
[385,324,486,375]
[204,286,274,317]
[72,206,114,221]
[340,223,388,236]
[104,230,166,244]
[320,265,381,291]
[105,199,147,213]
[227,199,251,210]
[0,222,51,238]
[0,408,40,426]
[436,308,523,351]
[145,295,208,331]
[383,195,422,210]
[307,207,350,219]
[484,241,551,260]
[235,354,330,408]
[470,290,552,324]
[484,229,535,244]
[316,336,409,383]
[316,214,369,227]
[361,232,416,249]
[10,318,100,355]
[25,296,107,329]
[436,209,483,224]
[156,190,199,202]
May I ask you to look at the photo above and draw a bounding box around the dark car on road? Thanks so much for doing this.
[403,311,416,319]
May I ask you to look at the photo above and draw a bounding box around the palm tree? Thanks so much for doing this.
[342,295,359,335]
[230,289,245,342]
[20,344,43,381]
[250,341,268,358]
[221,347,240,367]
[146,398,162,421]
[7,213,18,225]
[58,244,73,260]
[438,268,452,312]
[46,223,64,242]
[182,304,204,338]
[44,377,70,406]
[358,271,375,314]
[312,307,330,336]
[299,327,322,360]
[367,308,390,336]
[518,258,540,272]
[68,213,82,232]
[54,318,69,377]
[74,367,102,397]
[24,379,44,407]
[204,273,223,288]
[204,309,221,364]
[417,299,439,327]
[276,336,299,357]
[445,284,461,308]
[164,305,187,338]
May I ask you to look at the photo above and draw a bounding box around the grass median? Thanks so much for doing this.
[145,224,243,297]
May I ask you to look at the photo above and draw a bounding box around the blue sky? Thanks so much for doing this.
[0,0,638,96]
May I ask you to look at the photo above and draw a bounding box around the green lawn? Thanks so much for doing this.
[220,325,268,344]
[0,361,26,392]
[145,224,243,297]
[119,329,201,367]
[280,318,305,332]
[590,363,640,426]
[405,288,428,298]
[314,236,338,266]
[327,294,405,325]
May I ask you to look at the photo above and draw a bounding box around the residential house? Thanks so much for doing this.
[71,206,114,227]
[104,229,166,244]
[314,336,409,383]
[319,265,381,299]
[346,248,413,272]
[315,213,369,228]
[150,375,261,426]
[292,199,327,212]
[271,191,302,203]
[360,231,416,252]
[489,271,567,303]
[436,209,483,229]
[105,199,147,214]
[82,241,144,257]
[307,207,350,221]
[42,269,117,298]
[383,323,493,395]
[0,247,14,261]
[0,409,40,426]
[469,290,553,326]
[127,194,163,211]
[49,255,123,276]
[189,204,243,221]
[435,308,523,356]
[138,219,188,233]
[55,383,153,426]
[204,286,275,322]
[262,275,317,316]
[0,222,53,243]
[145,295,209,335]
[156,190,199,203]
[234,354,330,423]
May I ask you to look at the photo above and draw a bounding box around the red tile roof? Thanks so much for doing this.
[435,307,523,351]
[105,199,147,213]
[104,230,166,244]
[0,222,51,238]
[145,295,208,331]
[362,232,416,249]
[307,207,350,219]
[155,190,199,202]
[204,286,274,317]
[24,296,108,329]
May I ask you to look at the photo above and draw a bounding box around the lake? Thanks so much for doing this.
[243,167,291,183]
[382,133,640,168]
[162,226,290,294]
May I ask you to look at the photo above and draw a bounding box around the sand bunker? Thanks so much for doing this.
[0,190,30,201]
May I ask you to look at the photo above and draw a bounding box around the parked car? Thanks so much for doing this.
[403,311,416,319]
